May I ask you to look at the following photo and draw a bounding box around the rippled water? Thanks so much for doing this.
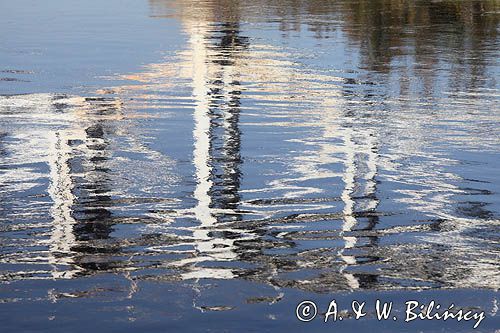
[1,0,499,332]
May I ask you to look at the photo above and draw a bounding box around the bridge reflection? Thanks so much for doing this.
[0,0,498,303]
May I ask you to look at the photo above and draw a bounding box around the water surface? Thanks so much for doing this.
[1,0,499,332]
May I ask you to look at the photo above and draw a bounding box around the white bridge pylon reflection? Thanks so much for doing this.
[167,21,257,281]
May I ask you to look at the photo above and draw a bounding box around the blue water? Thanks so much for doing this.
[1,0,499,332]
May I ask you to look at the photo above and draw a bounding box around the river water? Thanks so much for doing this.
[0,0,499,332]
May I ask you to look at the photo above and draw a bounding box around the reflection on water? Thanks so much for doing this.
[0,0,499,322]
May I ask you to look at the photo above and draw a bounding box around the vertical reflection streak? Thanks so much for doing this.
[191,24,217,228]
[179,22,242,281]
[338,127,360,289]
[47,130,80,279]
